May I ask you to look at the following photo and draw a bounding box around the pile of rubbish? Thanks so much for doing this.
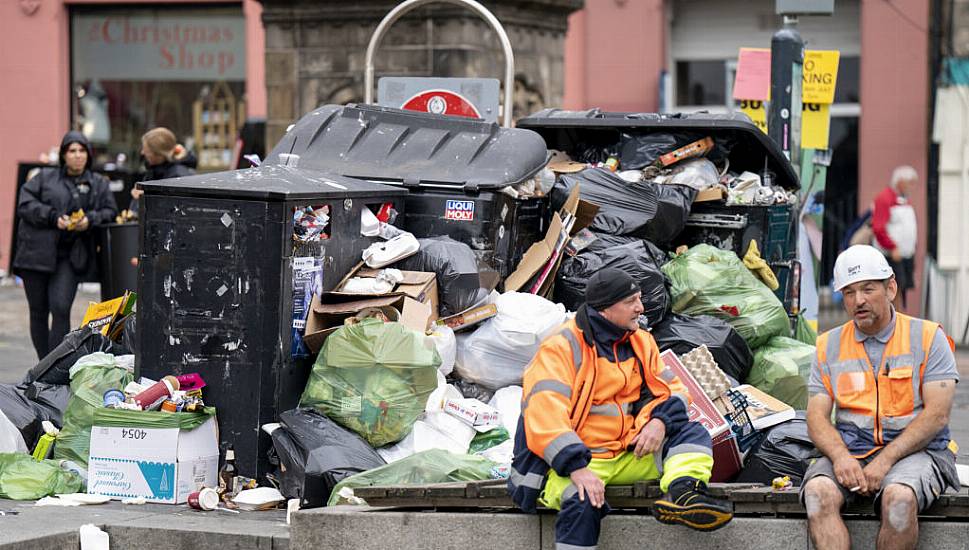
[0,108,818,513]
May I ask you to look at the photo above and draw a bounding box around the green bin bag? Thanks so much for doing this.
[328,449,496,506]
[663,244,790,348]
[92,407,216,429]
[749,336,816,409]
[53,352,134,469]
[300,320,440,447]
[794,312,819,346]
[469,426,510,455]
[0,453,83,500]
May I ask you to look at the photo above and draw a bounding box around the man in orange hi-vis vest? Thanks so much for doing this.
[802,245,959,550]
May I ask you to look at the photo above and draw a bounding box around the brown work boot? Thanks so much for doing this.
[652,478,734,531]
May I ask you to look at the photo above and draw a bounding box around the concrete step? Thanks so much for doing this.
[289,505,969,550]
[0,498,289,550]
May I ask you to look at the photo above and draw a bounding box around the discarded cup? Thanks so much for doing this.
[103,389,125,408]
[188,487,220,511]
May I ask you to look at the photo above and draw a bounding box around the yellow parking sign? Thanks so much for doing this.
[801,102,831,149]
[803,50,840,104]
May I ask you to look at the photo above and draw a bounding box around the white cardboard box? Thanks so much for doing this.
[87,416,219,504]
[443,398,501,432]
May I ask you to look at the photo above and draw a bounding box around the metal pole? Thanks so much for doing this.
[767,15,805,167]
[364,0,516,127]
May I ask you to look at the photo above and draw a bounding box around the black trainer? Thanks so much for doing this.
[651,478,734,531]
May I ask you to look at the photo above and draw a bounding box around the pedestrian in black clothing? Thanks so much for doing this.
[13,131,118,359]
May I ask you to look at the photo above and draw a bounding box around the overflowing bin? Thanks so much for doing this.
[264,104,550,278]
[516,109,801,313]
[136,164,406,479]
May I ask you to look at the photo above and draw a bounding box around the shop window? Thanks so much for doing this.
[70,6,246,172]
[676,60,728,106]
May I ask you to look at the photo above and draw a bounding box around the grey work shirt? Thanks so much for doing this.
[808,308,959,396]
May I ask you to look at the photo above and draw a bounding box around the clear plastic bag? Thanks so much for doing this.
[748,336,815,409]
[328,449,496,506]
[662,244,790,349]
[53,353,134,469]
[454,293,567,391]
[299,320,441,447]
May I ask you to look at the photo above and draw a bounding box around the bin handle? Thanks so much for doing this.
[364,0,516,128]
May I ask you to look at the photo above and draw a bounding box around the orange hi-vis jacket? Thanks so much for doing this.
[521,315,692,470]
[815,312,955,457]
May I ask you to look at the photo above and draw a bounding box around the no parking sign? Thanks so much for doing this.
[378,77,500,123]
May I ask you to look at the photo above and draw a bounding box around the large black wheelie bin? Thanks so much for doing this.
[264,104,550,278]
[136,165,406,479]
[516,109,801,313]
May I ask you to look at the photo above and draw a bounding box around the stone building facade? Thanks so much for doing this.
[259,0,582,146]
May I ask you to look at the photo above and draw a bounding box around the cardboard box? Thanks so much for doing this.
[443,398,501,431]
[435,303,498,332]
[302,263,439,352]
[661,350,742,482]
[715,384,795,431]
[87,416,218,504]
[303,293,433,352]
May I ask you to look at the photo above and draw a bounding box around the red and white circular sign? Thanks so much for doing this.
[401,89,481,119]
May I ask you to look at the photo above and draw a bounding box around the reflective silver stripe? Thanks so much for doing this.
[826,325,844,365]
[544,431,584,463]
[666,443,712,457]
[621,402,632,415]
[556,544,597,550]
[671,392,689,409]
[589,403,622,417]
[559,329,583,373]
[588,447,609,454]
[523,379,573,411]
[835,411,876,429]
[561,483,579,502]
[909,318,926,409]
[882,414,916,431]
[828,358,870,374]
[509,468,545,490]
[659,368,676,382]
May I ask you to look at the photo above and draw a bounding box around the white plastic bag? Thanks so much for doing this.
[426,325,457,376]
[362,232,420,268]
[454,293,567,390]
[0,409,27,453]
[488,386,523,441]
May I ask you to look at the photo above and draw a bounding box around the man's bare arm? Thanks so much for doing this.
[876,379,955,466]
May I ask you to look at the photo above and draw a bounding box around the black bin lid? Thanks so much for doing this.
[138,165,407,201]
[264,104,549,192]
[516,109,800,190]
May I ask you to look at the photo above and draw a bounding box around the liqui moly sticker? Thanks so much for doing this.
[444,200,475,221]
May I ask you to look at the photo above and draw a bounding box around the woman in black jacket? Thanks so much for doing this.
[13,131,118,359]
[128,127,196,211]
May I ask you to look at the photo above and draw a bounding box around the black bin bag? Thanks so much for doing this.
[650,312,754,382]
[555,241,670,330]
[552,169,696,245]
[271,408,386,508]
[396,236,496,316]
[736,412,821,485]
[0,383,66,449]
[21,325,130,387]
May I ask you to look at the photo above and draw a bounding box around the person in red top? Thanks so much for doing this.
[870,166,918,311]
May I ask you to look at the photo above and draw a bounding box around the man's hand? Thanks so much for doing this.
[76,216,90,232]
[56,215,70,230]
[631,418,666,458]
[861,455,892,495]
[832,454,868,494]
[890,248,903,262]
[569,467,605,508]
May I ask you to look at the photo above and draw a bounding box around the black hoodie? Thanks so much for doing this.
[13,131,117,276]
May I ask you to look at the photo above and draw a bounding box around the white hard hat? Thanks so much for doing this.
[833,245,894,291]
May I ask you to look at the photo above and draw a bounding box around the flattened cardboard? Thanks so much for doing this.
[336,264,439,314]
[504,185,581,293]
[435,303,498,332]
[693,187,726,203]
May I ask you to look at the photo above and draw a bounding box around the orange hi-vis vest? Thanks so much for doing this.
[521,318,691,464]
[816,312,954,457]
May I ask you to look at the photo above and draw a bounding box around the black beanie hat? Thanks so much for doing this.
[586,268,640,310]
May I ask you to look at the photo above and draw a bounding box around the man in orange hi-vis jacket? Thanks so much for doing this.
[507,268,733,550]
[802,245,959,550]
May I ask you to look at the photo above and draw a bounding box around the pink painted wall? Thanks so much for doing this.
[0,1,70,271]
[0,0,266,271]
[858,0,930,314]
[563,0,666,112]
